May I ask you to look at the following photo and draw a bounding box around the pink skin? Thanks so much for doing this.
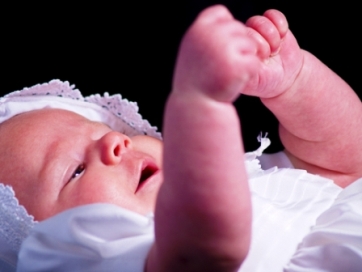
[243,10,303,98]
[149,6,259,272]
[0,109,163,221]
[147,5,362,272]
[243,10,362,186]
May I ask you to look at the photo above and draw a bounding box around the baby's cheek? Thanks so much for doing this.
[68,177,115,206]
[14,185,58,221]
[132,136,163,166]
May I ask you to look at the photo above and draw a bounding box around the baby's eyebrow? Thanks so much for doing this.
[92,120,112,129]
[87,119,112,129]
[87,121,113,138]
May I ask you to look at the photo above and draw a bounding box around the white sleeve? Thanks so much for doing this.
[17,204,154,272]
[284,178,362,272]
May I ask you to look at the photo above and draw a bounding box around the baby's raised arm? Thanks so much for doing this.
[240,10,362,187]
[147,6,260,272]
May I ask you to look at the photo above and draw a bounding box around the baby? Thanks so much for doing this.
[1,5,362,272]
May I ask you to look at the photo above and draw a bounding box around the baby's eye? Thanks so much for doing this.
[70,164,85,180]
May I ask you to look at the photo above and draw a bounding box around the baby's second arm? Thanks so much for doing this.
[146,6,259,272]
[240,10,362,187]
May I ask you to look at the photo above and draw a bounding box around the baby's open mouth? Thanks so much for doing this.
[136,161,159,193]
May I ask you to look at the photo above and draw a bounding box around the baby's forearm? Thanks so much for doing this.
[150,92,251,271]
[145,5,271,271]
[262,51,362,184]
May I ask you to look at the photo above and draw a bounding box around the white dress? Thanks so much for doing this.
[16,151,362,272]
[17,204,154,272]
[243,152,362,272]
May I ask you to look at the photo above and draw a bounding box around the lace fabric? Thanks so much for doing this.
[0,184,36,266]
[0,79,162,268]
[0,80,161,139]
[0,184,37,249]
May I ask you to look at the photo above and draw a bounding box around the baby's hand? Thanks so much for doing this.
[173,6,304,100]
[242,9,304,98]
[172,5,260,102]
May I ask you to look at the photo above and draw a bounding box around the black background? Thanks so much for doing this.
[2,1,359,152]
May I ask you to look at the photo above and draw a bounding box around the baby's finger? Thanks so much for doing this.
[246,27,271,59]
[263,9,289,39]
[246,15,281,55]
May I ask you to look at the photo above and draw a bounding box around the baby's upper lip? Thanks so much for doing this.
[135,158,159,193]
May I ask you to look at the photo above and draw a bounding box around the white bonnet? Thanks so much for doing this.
[0,80,161,269]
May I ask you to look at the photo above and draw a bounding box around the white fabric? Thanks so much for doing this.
[17,204,154,272]
[243,140,338,270]
[0,185,36,270]
[240,158,343,271]
[285,177,362,272]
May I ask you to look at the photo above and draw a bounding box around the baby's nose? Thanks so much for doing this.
[98,131,132,165]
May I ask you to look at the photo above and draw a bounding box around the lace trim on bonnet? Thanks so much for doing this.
[0,184,36,265]
[0,80,161,266]
[0,80,161,138]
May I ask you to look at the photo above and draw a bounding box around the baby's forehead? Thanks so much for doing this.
[0,109,113,174]
[0,109,111,146]
[5,108,108,128]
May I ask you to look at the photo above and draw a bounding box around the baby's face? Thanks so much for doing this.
[0,109,163,221]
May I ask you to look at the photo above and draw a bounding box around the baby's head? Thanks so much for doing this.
[0,108,163,221]
[0,80,163,267]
